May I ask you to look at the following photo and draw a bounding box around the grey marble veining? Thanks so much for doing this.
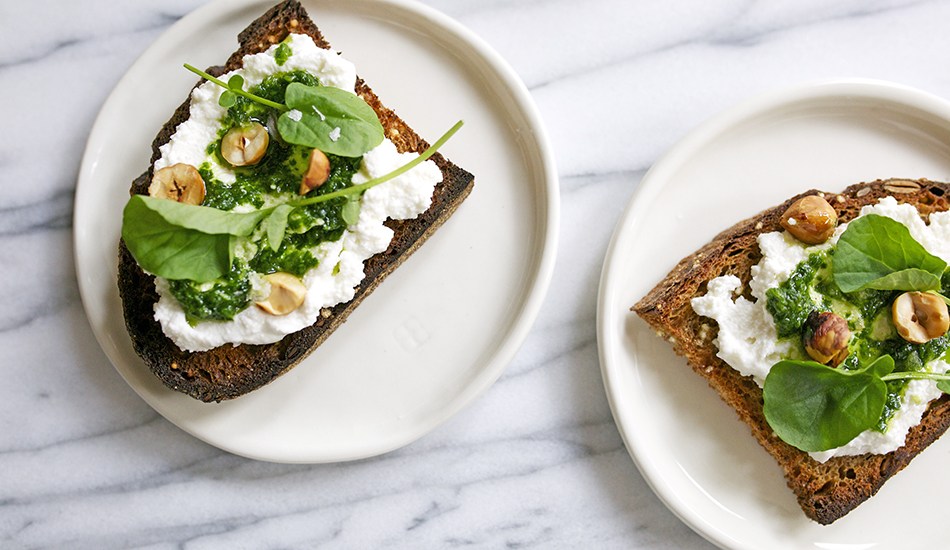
[5,0,950,548]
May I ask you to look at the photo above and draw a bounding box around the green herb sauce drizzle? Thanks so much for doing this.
[766,249,950,434]
[167,70,362,321]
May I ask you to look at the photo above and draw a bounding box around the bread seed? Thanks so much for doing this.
[883,179,922,194]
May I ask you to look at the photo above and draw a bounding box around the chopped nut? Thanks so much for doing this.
[148,163,206,205]
[221,122,269,166]
[780,195,838,244]
[299,148,331,194]
[255,273,306,316]
[892,291,949,344]
[803,311,851,367]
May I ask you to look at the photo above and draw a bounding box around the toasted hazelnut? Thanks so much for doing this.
[221,122,269,166]
[780,195,838,244]
[803,311,851,367]
[255,273,306,316]
[148,163,205,205]
[892,292,950,344]
[299,149,331,195]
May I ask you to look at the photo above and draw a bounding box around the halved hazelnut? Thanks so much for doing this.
[148,163,205,205]
[221,122,269,166]
[803,311,851,367]
[255,272,306,316]
[892,291,949,344]
[299,149,331,195]
[780,195,838,244]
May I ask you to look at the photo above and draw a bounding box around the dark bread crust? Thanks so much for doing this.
[118,0,474,402]
[633,178,950,524]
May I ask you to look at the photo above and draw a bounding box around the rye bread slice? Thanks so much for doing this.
[117,0,474,403]
[633,178,950,525]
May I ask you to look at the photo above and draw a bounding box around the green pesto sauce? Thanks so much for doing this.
[168,261,252,322]
[766,249,950,432]
[275,42,292,66]
[168,69,362,321]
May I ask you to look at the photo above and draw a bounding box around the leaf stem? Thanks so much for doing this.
[289,120,464,207]
[184,63,287,112]
[882,371,950,382]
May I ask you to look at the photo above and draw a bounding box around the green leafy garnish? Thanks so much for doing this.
[123,121,464,283]
[278,83,384,157]
[341,195,361,225]
[763,357,893,452]
[122,195,268,282]
[764,356,950,452]
[185,64,286,112]
[761,212,950,452]
[184,64,383,156]
[263,204,294,252]
[833,214,946,293]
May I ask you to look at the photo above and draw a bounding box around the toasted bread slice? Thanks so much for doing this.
[633,178,950,524]
[117,0,474,402]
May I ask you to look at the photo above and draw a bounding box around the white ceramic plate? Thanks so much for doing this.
[75,0,558,463]
[598,80,950,549]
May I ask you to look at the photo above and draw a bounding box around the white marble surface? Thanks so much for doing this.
[6,0,950,548]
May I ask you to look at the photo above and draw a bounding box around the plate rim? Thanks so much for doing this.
[597,78,950,548]
[74,0,559,463]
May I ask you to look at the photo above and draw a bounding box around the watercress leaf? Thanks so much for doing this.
[264,204,294,252]
[763,360,887,452]
[219,90,237,108]
[857,268,943,292]
[864,354,896,379]
[341,195,361,225]
[277,83,384,156]
[130,195,267,237]
[122,197,232,282]
[938,379,950,394]
[833,213,946,292]
[227,74,244,91]
[290,120,465,210]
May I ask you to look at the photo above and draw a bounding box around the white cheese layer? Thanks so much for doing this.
[150,34,442,352]
[691,196,950,460]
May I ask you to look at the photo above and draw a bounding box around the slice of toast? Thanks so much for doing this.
[633,178,950,524]
[117,0,474,402]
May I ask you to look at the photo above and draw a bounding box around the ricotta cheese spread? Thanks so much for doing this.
[692,196,950,461]
[150,33,442,352]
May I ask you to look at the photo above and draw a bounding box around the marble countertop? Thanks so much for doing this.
[6,0,950,548]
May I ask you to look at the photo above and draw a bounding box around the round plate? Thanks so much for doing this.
[75,0,558,463]
[598,79,950,548]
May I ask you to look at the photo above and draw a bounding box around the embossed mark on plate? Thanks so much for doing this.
[394,316,430,351]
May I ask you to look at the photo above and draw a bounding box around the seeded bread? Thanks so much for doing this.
[117,0,474,402]
[633,178,950,525]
